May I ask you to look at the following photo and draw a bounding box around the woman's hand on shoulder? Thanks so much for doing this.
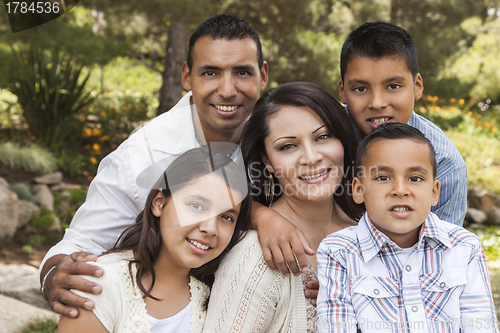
[252,202,314,276]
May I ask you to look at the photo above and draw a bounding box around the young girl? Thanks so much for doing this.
[58,147,252,333]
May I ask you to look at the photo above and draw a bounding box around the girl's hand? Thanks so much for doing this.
[251,202,314,276]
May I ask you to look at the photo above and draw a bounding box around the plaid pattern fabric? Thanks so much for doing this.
[317,212,498,333]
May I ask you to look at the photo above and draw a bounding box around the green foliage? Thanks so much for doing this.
[0,141,58,174]
[30,207,54,229]
[69,188,87,203]
[9,183,38,203]
[9,48,94,150]
[0,89,22,129]
[55,149,94,181]
[26,234,47,248]
[22,245,35,256]
[467,226,500,262]
[21,317,58,333]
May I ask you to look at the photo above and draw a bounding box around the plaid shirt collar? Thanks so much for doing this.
[357,212,453,262]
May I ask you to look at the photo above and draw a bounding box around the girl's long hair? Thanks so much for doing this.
[108,147,251,300]
[241,81,365,221]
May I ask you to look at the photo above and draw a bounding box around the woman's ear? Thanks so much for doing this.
[151,189,165,217]
[261,154,274,174]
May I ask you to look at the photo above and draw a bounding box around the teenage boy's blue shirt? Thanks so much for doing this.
[316,212,498,333]
[407,112,467,226]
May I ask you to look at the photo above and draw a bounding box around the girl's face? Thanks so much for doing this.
[152,173,242,273]
[263,106,345,202]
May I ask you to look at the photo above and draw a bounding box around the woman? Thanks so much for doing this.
[58,147,252,333]
[202,82,364,332]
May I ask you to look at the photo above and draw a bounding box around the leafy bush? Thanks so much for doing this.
[9,183,38,203]
[0,142,58,174]
[30,207,54,229]
[9,48,94,150]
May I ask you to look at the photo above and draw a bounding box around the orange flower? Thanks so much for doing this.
[122,105,129,111]
[492,127,498,132]
[93,143,101,151]
[100,112,106,117]
[467,111,473,117]
[90,157,98,164]
[459,99,465,105]
[450,98,456,103]
[99,135,109,142]
[83,127,92,137]
[419,107,427,113]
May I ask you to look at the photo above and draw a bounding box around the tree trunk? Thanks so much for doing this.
[156,21,190,116]
[390,0,398,25]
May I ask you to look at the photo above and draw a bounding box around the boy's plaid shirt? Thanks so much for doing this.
[317,212,498,333]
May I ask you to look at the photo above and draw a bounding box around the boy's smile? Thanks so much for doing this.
[339,56,423,136]
[352,138,440,248]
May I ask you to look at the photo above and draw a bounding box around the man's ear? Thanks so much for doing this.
[431,179,440,206]
[151,189,165,217]
[414,73,424,101]
[181,61,191,91]
[260,61,269,91]
[338,78,346,104]
[352,177,365,204]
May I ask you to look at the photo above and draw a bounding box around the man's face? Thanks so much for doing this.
[182,36,268,139]
[339,56,423,136]
[352,138,440,248]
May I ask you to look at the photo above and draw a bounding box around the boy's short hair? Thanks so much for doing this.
[356,123,437,178]
[340,21,419,81]
[187,14,263,71]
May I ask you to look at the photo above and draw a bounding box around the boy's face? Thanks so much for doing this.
[339,56,424,136]
[352,138,440,248]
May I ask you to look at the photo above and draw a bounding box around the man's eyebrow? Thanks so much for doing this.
[197,65,222,72]
[383,76,407,83]
[346,79,368,86]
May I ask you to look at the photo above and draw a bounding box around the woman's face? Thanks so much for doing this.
[152,173,242,273]
[263,106,345,202]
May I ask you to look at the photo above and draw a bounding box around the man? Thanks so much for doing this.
[40,14,314,318]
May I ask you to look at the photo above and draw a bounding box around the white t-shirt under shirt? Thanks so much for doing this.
[148,302,192,333]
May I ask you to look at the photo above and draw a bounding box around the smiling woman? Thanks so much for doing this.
[57,147,252,333]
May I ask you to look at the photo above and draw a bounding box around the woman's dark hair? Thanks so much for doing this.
[241,81,364,221]
[110,147,251,299]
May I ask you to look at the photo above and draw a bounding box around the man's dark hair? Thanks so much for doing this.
[340,21,419,81]
[187,14,263,71]
[356,123,437,178]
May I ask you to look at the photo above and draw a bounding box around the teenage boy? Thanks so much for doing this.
[338,21,467,226]
[39,14,316,319]
[317,123,497,333]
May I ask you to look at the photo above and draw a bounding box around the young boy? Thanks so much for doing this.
[317,123,498,333]
[338,21,467,226]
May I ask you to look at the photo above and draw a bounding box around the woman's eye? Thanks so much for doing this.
[353,87,366,93]
[279,143,295,151]
[375,175,389,181]
[221,214,235,222]
[316,134,330,141]
[189,202,204,211]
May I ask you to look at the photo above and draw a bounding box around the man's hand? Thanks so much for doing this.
[41,252,103,318]
[305,280,319,306]
[252,202,314,276]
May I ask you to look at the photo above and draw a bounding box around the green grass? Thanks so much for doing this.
[21,318,58,333]
[0,142,58,175]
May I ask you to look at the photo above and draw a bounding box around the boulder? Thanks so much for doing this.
[33,171,63,185]
[468,188,500,215]
[465,207,488,226]
[0,177,19,243]
[0,294,58,333]
[0,263,49,310]
[487,206,500,226]
[32,184,54,210]
[17,199,42,229]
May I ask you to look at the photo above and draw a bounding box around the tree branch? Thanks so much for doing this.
[128,51,162,73]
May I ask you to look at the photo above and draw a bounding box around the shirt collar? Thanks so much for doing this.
[357,212,453,262]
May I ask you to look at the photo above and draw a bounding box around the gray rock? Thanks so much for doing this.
[32,184,54,210]
[33,171,63,185]
[0,177,19,243]
[468,187,500,214]
[0,294,58,333]
[467,187,483,210]
[0,263,50,310]
[18,199,42,229]
[465,207,488,225]
[487,206,500,226]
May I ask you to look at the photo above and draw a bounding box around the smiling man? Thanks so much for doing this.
[38,14,278,318]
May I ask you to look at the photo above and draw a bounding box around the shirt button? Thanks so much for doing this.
[440,282,446,288]
[405,265,411,272]
[412,306,418,312]
[374,289,380,295]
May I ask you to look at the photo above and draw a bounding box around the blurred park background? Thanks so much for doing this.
[1,0,500,331]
